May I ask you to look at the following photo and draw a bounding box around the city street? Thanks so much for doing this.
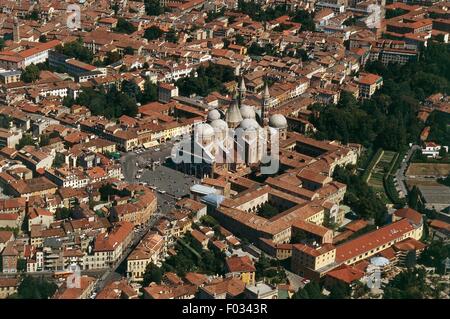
[93,209,166,293]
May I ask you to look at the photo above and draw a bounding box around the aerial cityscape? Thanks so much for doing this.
[0,0,449,301]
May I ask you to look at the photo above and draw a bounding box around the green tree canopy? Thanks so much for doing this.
[52,153,65,168]
[56,39,93,64]
[15,276,58,299]
[176,63,235,97]
[21,64,40,83]
[114,18,137,34]
[144,25,164,41]
[16,134,35,150]
[142,263,163,286]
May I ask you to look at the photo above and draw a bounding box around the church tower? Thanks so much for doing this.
[260,81,270,127]
[238,76,246,107]
[13,17,20,43]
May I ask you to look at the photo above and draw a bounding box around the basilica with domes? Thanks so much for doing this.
[172,78,288,178]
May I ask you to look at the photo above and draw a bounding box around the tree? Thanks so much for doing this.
[122,80,142,102]
[72,85,138,119]
[333,165,388,226]
[145,0,164,16]
[16,134,35,150]
[238,1,288,22]
[176,63,235,97]
[144,26,164,41]
[258,203,279,218]
[123,46,134,55]
[114,18,137,34]
[165,29,178,43]
[200,215,219,228]
[38,35,47,43]
[408,186,423,211]
[438,175,450,187]
[255,255,271,280]
[235,34,246,46]
[383,268,429,299]
[290,10,316,31]
[292,282,325,299]
[39,134,50,147]
[291,230,308,244]
[141,80,158,103]
[142,263,163,286]
[20,64,40,83]
[0,114,11,128]
[56,40,93,64]
[52,153,66,168]
[55,207,73,220]
[328,281,351,299]
[26,9,40,21]
[16,276,57,299]
[17,258,27,272]
[104,51,121,65]
[99,183,131,201]
[418,241,450,274]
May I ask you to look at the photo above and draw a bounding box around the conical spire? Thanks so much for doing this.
[238,76,246,106]
[239,76,246,92]
[226,94,243,128]
[263,81,270,99]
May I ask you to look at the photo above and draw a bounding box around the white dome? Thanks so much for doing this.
[238,118,260,131]
[207,109,221,122]
[269,114,287,129]
[239,105,256,119]
[195,123,214,137]
[210,119,228,131]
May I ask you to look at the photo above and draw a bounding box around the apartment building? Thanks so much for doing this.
[127,232,165,282]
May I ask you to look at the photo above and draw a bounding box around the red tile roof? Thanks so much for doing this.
[335,219,415,263]
[326,264,365,284]
[226,255,256,273]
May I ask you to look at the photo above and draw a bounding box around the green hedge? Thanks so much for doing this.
[362,148,384,183]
